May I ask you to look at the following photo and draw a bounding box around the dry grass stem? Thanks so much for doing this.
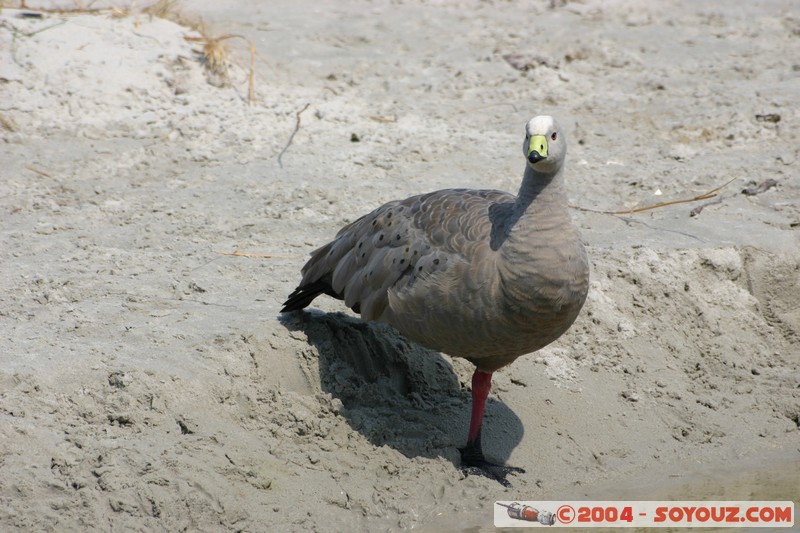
[571,177,738,215]
[217,250,299,259]
[185,32,257,103]
[369,115,398,123]
[25,165,52,178]
[4,1,257,102]
[142,0,180,20]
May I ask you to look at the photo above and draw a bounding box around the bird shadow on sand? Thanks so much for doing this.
[279,309,523,467]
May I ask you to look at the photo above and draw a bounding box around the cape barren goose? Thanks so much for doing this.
[282,116,589,486]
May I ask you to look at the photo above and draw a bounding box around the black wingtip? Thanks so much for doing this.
[280,279,339,313]
[280,287,312,313]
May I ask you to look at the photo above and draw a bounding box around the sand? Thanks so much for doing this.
[1,0,798,531]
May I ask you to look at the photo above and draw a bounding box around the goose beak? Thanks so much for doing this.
[527,135,548,164]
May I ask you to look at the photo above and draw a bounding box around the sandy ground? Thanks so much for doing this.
[1,0,799,531]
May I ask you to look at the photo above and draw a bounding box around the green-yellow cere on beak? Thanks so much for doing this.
[528,135,548,159]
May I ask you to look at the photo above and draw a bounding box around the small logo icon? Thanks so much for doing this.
[496,502,556,525]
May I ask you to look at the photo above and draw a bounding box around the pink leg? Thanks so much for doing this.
[460,369,524,487]
[467,370,493,444]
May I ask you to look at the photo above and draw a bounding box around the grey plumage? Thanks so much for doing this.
[282,115,589,485]
[283,116,589,372]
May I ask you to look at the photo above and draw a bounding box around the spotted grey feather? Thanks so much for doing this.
[283,116,589,373]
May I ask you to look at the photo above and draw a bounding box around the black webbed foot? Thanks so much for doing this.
[459,439,525,488]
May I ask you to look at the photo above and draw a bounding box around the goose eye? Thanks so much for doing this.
[551,132,558,141]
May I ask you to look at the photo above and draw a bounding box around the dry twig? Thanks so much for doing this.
[217,250,299,259]
[5,4,107,15]
[25,165,52,178]
[369,115,397,123]
[572,177,737,215]
[277,103,310,168]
